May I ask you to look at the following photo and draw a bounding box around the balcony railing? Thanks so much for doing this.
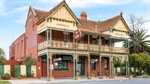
[38,40,128,53]
[113,47,128,53]
[89,44,99,51]
[52,40,75,49]
[101,46,110,52]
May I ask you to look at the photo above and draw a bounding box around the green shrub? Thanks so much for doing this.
[115,72,121,76]
[18,75,21,79]
[18,75,26,79]
[135,71,142,76]
[1,73,11,80]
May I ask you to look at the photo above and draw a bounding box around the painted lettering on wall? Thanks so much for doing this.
[56,23,69,27]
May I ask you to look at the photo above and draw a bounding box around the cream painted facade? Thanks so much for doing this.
[4,65,10,74]
[37,5,77,33]
[21,65,26,76]
[31,65,36,77]
[111,19,129,38]
[51,6,76,22]
[113,19,128,31]
[103,19,129,38]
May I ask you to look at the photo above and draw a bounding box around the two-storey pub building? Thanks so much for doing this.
[9,0,130,79]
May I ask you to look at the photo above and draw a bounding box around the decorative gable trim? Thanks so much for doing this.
[25,6,36,27]
[30,6,36,16]
[46,2,81,25]
[112,16,130,32]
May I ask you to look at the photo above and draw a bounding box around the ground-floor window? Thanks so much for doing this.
[104,57,109,70]
[91,62,96,70]
[91,56,96,70]
[54,60,68,70]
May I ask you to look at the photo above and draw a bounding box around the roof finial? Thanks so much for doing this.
[120,12,123,16]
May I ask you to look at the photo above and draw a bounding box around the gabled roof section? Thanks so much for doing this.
[77,18,98,31]
[98,14,121,32]
[119,16,131,32]
[35,0,81,25]
[46,0,81,25]
[77,19,110,36]
[99,12,130,32]
[25,6,37,27]
[77,14,122,33]
[30,6,36,16]
[33,8,48,20]
[77,12,130,35]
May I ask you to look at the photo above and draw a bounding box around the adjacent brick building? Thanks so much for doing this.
[9,0,130,79]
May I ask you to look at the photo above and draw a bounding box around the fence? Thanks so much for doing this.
[0,65,36,77]
[114,67,137,74]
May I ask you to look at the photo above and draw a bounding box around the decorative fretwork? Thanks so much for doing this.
[38,40,128,53]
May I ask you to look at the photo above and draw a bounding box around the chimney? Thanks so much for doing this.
[80,11,87,20]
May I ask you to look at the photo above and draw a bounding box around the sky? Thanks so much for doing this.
[0,0,150,59]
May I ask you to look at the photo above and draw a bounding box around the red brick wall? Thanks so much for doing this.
[8,6,112,79]
[38,30,108,47]
[25,7,39,63]
[101,57,110,76]
[52,30,64,41]
[82,56,110,77]
[37,32,45,43]
[9,34,26,60]
[4,60,18,65]
[52,56,74,78]
[90,56,99,77]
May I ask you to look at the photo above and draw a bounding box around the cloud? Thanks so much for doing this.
[35,0,133,9]
[65,0,133,8]
[144,21,150,29]
[141,0,150,3]
[14,16,27,24]
[1,6,28,16]
[0,0,5,8]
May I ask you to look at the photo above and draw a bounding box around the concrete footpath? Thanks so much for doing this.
[8,76,129,84]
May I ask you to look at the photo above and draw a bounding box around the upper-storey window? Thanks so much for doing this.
[50,18,52,23]
[92,38,97,44]
[104,57,109,70]
[64,34,69,42]
[80,37,84,43]
[105,40,109,46]
[73,22,76,27]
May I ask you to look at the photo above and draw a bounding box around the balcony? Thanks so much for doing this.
[38,40,128,53]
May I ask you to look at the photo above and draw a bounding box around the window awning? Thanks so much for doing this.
[62,56,73,61]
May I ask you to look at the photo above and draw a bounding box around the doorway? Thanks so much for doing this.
[78,57,85,76]
[42,63,47,77]
[41,57,47,77]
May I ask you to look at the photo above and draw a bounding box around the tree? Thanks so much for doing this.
[113,57,125,67]
[24,56,36,65]
[0,48,5,57]
[128,15,150,54]
[130,53,150,75]
[0,48,6,65]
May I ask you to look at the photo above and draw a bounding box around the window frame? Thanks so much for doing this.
[54,60,68,70]
[91,62,96,70]
[91,56,96,70]
[104,57,109,70]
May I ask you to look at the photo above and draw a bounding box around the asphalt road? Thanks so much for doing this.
[8,78,150,84]
[52,78,150,84]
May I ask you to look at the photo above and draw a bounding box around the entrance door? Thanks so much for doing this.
[42,63,47,77]
[78,57,85,76]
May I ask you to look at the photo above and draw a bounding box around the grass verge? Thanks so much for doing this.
[0,81,11,84]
